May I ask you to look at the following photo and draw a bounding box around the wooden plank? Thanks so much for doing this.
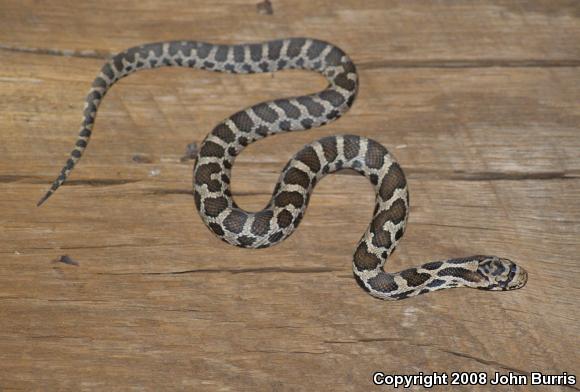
[1,0,579,63]
[0,1,579,391]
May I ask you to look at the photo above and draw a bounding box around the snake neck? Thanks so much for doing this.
[355,256,528,300]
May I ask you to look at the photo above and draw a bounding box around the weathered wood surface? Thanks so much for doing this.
[1,1,579,391]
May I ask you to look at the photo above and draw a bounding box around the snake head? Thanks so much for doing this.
[476,256,528,291]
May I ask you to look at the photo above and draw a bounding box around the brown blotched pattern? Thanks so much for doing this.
[39,38,527,300]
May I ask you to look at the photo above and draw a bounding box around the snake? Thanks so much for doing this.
[38,38,528,300]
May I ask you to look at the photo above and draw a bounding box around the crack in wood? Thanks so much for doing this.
[28,334,89,340]
[243,349,329,355]
[330,169,578,181]
[0,43,109,59]
[324,337,406,344]
[0,175,46,183]
[98,266,341,276]
[447,170,578,181]
[145,189,193,196]
[440,349,530,376]
[59,242,184,250]
[416,222,497,231]
[1,243,186,254]
[0,298,206,318]
[118,304,205,314]
[359,59,580,69]
[59,243,136,250]
[0,175,140,186]
[145,189,273,196]
[63,179,140,186]
[2,43,578,70]
[3,170,576,188]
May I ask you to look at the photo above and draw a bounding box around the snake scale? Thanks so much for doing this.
[38,38,527,300]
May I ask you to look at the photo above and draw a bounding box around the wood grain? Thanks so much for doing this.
[0,1,578,391]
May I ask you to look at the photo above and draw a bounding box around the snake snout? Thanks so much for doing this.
[505,262,528,290]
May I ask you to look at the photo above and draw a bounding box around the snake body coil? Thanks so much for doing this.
[39,38,527,300]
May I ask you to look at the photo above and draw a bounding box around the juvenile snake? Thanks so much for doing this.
[38,38,528,300]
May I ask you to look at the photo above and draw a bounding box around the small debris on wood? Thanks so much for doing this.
[132,153,153,163]
[180,142,199,162]
[256,0,273,15]
[149,168,161,177]
[52,255,79,266]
